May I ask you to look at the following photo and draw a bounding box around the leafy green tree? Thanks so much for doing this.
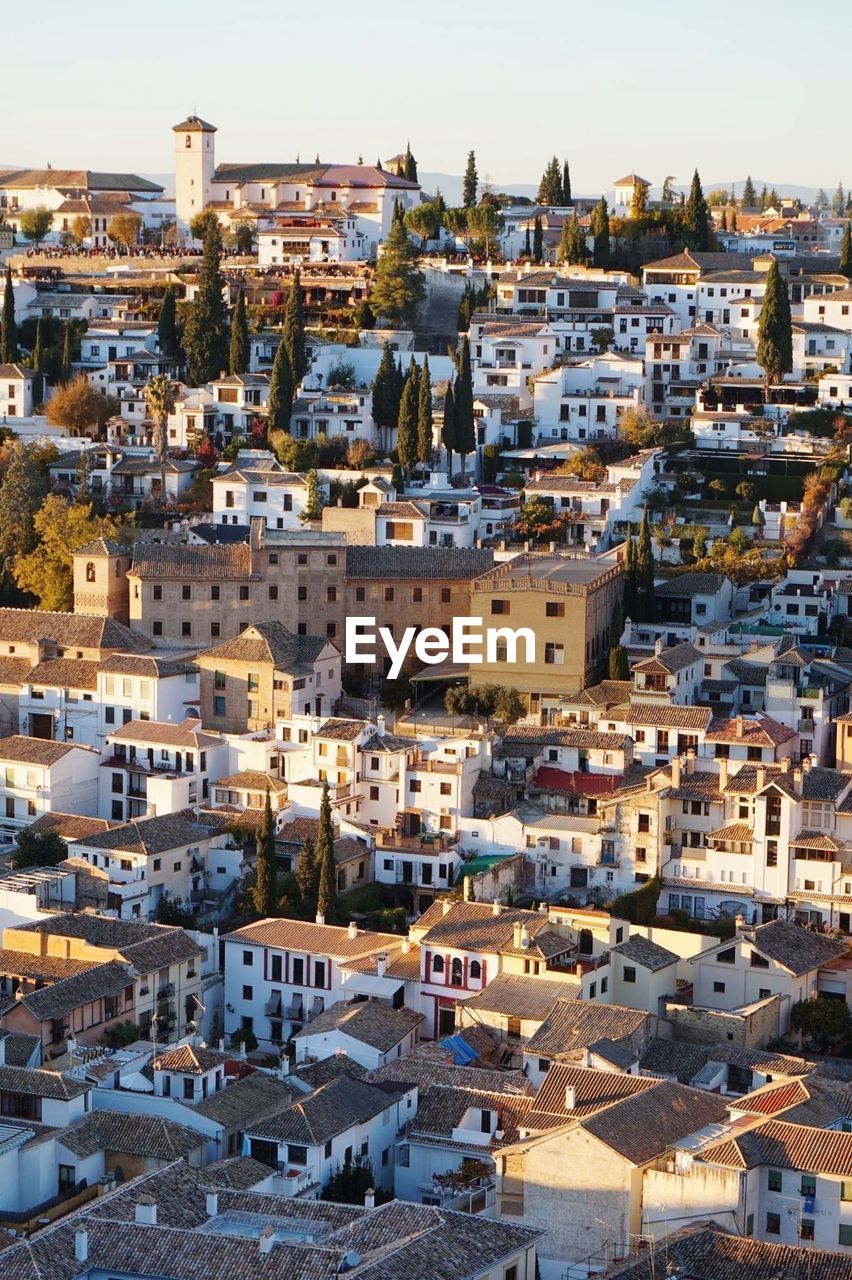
[296,835,318,911]
[832,182,846,216]
[232,219,253,254]
[372,342,402,435]
[561,218,589,265]
[492,686,524,724]
[19,206,53,244]
[532,215,543,263]
[355,300,376,330]
[1,266,17,364]
[840,222,852,280]
[453,337,475,475]
[608,644,629,680]
[463,151,478,208]
[108,212,142,250]
[370,220,424,327]
[397,358,420,474]
[268,338,294,433]
[757,260,793,390]
[11,826,67,869]
[0,443,49,591]
[417,353,433,465]
[741,176,757,207]
[536,156,564,206]
[143,374,177,501]
[184,219,227,385]
[315,782,336,919]
[284,270,308,381]
[45,373,117,435]
[684,169,712,251]
[442,381,457,479]
[13,496,119,610]
[466,203,502,257]
[229,287,249,374]
[301,469,324,521]
[188,209,220,242]
[592,196,610,268]
[405,201,440,245]
[322,1152,376,1205]
[758,184,769,212]
[791,995,850,1051]
[251,791,278,918]
[157,286,179,358]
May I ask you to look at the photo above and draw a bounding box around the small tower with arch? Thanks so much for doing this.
[173,114,217,238]
[72,538,132,625]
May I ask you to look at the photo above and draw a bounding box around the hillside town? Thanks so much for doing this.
[0,106,851,1280]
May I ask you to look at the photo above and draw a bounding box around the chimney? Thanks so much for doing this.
[735,715,745,739]
[756,765,766,791]
[348,921,358,940]
[364,1187,376,1209]
[575,962,583,977]
[441,898,452,916]
[565,1084,577,1112]
[463,875,472,902]
[793,767,803,794]
[0,1035,5,1067]
[279,1055,290,1078]
[259,1225,275,1256]
[779,756,790,772]
[206,1191,218,1218]
[803,754,814,772]
[74,1230,88,1263]
[717,756,728,793]
[670,757,682,789]
[401,936,411,954]
[376,952,388,978]
[135,1196,157,1226]
[315,912,325,926]
[513,921,523,949]
[654,637,663,656]
[520,925,530,949]
[492,900,502,916]
[376,714,386,739]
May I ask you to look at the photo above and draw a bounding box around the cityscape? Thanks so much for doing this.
[0,13,852,1279]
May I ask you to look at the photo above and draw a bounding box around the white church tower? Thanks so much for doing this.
[173,115,216,238]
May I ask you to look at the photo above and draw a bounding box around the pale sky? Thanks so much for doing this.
[9,0,850,194]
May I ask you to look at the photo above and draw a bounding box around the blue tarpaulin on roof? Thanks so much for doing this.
[440,1034,479,1066]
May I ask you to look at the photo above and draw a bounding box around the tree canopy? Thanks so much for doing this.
[45,374,118,436]
[370,221,424,327]
[184,219,227,385]
[463,151,478,208]
[757,260,793,387]
[13,497,121,611]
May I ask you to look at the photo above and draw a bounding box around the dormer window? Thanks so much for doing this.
[185,135,191,149]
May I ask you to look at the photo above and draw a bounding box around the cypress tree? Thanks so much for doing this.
[758,185,769,212]
[532,215,544,263]
[720,210,728,232]
[417,353,433,465]
[442,381,456,479]
[622,522,636,620]
[229,287,249,374]
[608,645,629,680]
[403,142,417,184]
[268,337,294,432]
[536,156,563,206]
[157,285,178,358]
[563,161,571,204]
[523,226,531,258]
[397,357,420,474]
[833,182,846,216]
[562,218,589,265]
[296,836,318,911]
[184,220,227,385]
[31,318,45,403]
[454,337,475,475]
[284,270,307,381]
[252,791,278,918]
[592,196,610,268]
[757,259,793,391]
[370,218,425,326]
[742,176,756,207]
[636,509,655,621]
[371,341,401,436]
[840,222,852,280]
[315,782,336,920]
[684,170,712,252]
[463,151,478,209]
[59,322,72,383]
[1,266,17,364]
[731,211,738,232]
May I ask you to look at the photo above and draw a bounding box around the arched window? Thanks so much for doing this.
[432,954,444,973]
[469,960,481,981]
[85,561,96,583]
[451,957,464,986]
[185,135,192,149]
[115,559,122,577]
[578,928,593,956]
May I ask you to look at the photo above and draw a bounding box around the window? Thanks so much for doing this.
[181,621,192,637]
[182,584,191,600]
[622,966,636,983]
[839,1225,852,1246]
[58,1163,76,1192]
[211,584,220,601]
[800,1220,814,1241]
[242,950,253,966]
[717,947,736,964]
[545,601,565,617]
[491,599,510,615]
[287,1144,308,1165]
[713,981,725,993]
[800,1175,816,1197]
[470,960,481,980]
[214,697,226,717]
[239,585,250,601]
[432,954,444,973]
[766,1212,781,1235]
[544,642,564,665]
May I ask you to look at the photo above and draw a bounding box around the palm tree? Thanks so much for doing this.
[143,374,177,503]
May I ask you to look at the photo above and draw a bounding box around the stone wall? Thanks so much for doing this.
[662,995,781,1049]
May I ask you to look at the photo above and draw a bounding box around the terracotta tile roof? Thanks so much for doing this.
[98,654,196,678]
[581,1081,729,1165]
[295,999,423,1052]
[315,718,367,740]
[0,1064,92,1100]
[621,703,712,730]
[744,918,847,975]
[216,770,287,794]
[71,809,218,857]
[0,948,99,982]
[152,1043,229,1075]
[107,718,221,749]
[247,1073,407,1146]
[291,1054,367,1090]
[30,812,114,841]
[223,918,399,959]
[0,658,38,685]
[611,935,678,972]
[654,573,727,597]
[706,822,755,843]
[193,1070,292,1127]
[366,1056,531,1094]
[131,542,257,580]
[410,1083,533,1149]
[632,642,703,674]
[702,1117,852,1177]
[25,658,102,690]
[0,608,149,651]
[525,999,648,1060]
[459,972,577,1020]
[732,1078,812,1116]
[638,1036,815,1083]
[13,915,204,972]
[345,546,494,581]
[706,712,796,747]
[199,622,331,670]
[13,960,134,1022]
[416,901,571,960]
[528,1063,655,1126]
[0,735,88,766]
[608,1222,852,1280]
[201,1155,273,1189]
[530,768,622,796]
[57,1111,205,1161]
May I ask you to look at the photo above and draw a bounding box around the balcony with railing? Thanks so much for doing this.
[375,829,458,852]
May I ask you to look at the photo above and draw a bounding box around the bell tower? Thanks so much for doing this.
[173,114,217,239]
[73,539,132,625]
